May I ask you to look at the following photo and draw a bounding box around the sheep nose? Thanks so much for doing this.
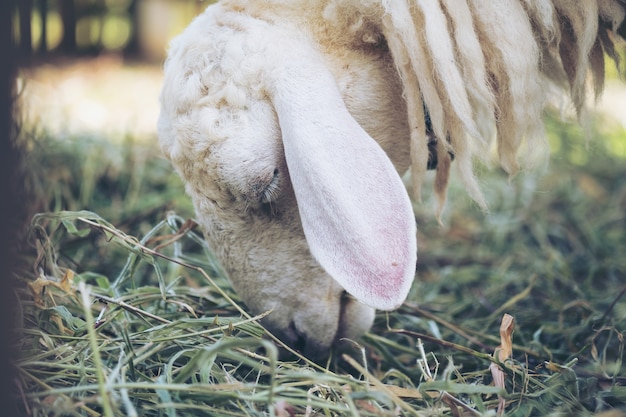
[283,321,332,362]
[288,321,308,353]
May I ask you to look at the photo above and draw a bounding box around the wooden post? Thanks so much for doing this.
[37,0,47,53]
[0,0,25,415]
[59,0,77,53]
[18,0,32,58]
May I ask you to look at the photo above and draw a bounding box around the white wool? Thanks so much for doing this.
[521,0,559,41]
[387,33,428,202]
[553,0,599,112]
[470,0,548,174]
[440,0,496,142]
[381,1,446,141]
[160,0,626,246]
[598,0,626,32]
[414,0,479,141]
[158,0,625,357]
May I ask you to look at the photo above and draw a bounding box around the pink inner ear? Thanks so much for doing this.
[271,66,417,311]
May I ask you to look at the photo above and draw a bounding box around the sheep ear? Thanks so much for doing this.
[270,62,417,311]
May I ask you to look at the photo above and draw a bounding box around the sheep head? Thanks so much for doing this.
[158,2,417,359]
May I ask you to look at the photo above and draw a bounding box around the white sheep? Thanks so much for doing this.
[158,0,625,359]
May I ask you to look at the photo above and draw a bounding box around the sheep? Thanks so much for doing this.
[158,0,625,359]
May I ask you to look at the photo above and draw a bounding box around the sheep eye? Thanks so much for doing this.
[260,168,280,203]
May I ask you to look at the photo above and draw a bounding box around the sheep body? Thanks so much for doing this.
[159,0,625,358]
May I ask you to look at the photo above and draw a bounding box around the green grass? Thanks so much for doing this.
[14,110,626,416]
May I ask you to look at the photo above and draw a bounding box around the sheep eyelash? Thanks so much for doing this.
[260,168,281,204]
[239,169,281,213]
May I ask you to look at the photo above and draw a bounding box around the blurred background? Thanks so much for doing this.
[16,0,208,61]
[14,0,219,234]
[16,0,212,141]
